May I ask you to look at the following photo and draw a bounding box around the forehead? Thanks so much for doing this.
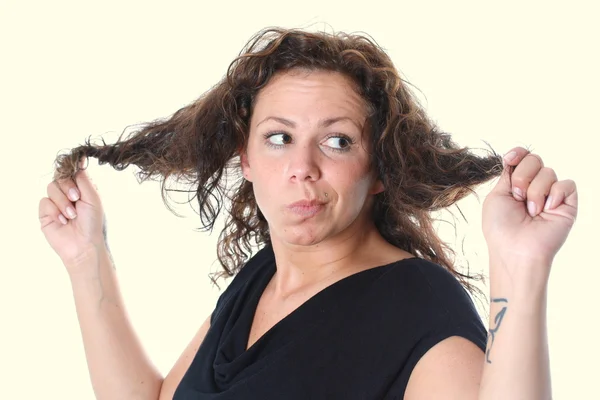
[252,69,368,116]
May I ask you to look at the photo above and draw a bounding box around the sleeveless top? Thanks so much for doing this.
[173,244,487,399]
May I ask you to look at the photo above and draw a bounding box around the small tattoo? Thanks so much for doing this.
[486,297,508,364]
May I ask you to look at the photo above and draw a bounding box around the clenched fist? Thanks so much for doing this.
[39,156,109,274]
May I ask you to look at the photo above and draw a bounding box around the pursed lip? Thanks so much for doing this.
[286,199,327,208]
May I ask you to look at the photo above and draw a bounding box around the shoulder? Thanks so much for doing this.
[376,258,487,398]
[371,256,487,356]
[398,261,486,399]
[376,257,481,317]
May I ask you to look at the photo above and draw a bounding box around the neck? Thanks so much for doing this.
[267,218,396,298]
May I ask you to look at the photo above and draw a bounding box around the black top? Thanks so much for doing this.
[173,244,487,399]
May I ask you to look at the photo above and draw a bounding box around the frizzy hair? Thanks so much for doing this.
[52,26,504,295]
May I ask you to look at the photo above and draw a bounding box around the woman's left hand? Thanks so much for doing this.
[482,146,578,280]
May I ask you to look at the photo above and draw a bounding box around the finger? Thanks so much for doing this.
[545,179,578,218]
[509,153,545,201]
[526,167,558,217]
[46,180,77,220]
[54,176,81,202]
[38,197,68,227]
[502,147,543,168]
[73,156,99,200]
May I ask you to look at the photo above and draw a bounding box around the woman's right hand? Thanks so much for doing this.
[39,156,108,274]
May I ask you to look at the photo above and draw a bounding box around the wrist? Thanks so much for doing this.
[488,253,550,312]
[65,244,113,280]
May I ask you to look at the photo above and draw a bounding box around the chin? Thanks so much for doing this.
[276,226,327,247]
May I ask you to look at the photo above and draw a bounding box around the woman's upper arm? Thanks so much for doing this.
[158,314,212,400]
[404,336,484,400]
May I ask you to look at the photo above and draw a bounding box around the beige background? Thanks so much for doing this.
[1,0,597,398]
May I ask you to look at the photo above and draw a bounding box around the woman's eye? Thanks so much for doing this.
[266,133,291,145]
[325,136,351,149]
[263,132,354,152]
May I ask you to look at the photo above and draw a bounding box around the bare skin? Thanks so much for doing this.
[239,69,415,349]
[246,239,413,350]
[40,64,571,398]
[38,69,415,399]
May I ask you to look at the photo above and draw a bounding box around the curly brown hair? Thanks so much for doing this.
[52,26,504,296]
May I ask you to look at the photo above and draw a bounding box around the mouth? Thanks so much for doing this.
[286,199,327,218]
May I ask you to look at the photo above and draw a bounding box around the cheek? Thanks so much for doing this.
[251,158,280,187]
[331,167,374,214]
[245,144,276,181]
[343,176,373,210]
[249,160,282,213]
[337,161,373,192]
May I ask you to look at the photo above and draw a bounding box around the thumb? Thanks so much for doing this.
[74,156,99,200]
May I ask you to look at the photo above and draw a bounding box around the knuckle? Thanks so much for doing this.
[511,175,529,186]
[46,180,56,192]
[515,146,528,154]
[531,191,546,200]
[59,178,74,191]
[559,179,577,194]
[38,197,49,209]
[46,181,60,198]
[541,167,557,179]
[525,152,544,167]
[40,197,57,214]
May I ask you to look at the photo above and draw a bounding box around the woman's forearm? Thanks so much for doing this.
[478,257,552,400]
[68,248,163,400]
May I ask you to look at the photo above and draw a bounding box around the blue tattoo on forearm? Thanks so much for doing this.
[486,297,508,364]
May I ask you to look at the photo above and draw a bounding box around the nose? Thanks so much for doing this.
[286,143,321,182]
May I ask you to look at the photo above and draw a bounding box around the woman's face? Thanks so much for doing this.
[241,69,384,246]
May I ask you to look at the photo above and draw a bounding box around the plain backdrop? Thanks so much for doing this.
[1,1,598,398]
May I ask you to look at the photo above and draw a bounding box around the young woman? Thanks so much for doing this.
[40,27,577,399]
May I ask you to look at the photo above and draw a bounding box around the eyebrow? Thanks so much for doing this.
[256,116,362,130]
